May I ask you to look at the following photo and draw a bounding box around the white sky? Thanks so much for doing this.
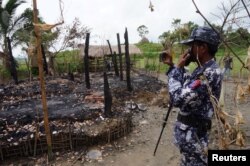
[11,0,228,45]
[3,0,240,57]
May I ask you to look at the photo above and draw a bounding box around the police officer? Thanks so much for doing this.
[222,53,233,80]
[162,26,223,166]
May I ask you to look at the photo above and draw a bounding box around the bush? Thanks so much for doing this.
[139,37,150,44]
[0,66,11,82]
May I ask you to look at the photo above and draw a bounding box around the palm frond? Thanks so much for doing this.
[4,0,26,18]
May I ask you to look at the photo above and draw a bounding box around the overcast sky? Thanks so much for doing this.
[13,0,231,44]
[4,0,232,46]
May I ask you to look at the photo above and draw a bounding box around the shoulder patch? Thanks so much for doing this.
[189,80,201,90]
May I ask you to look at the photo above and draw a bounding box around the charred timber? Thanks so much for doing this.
[124,28,133,91]
[107,40,113,55]
[113,52,119,77]
[117,33,123,81]
[104,72,112,117]
[84,33,91,89]
[107,40,119,76]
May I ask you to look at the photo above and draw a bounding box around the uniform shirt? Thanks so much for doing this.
[167,59,222,120]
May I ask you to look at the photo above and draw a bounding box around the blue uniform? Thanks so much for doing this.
[167,59,222,166]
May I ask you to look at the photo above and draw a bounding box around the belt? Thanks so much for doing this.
[177,113,211,131]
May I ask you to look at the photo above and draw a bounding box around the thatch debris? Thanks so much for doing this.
[78,44,142,58]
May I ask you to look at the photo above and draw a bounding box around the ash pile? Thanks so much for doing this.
[0,72,167,160]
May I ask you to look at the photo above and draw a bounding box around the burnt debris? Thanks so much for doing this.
[0,71,166,160]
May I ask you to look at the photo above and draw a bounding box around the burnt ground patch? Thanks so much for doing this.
[0,71,166,160]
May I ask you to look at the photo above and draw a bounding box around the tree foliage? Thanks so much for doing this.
[0,0,26,75]
[47,17,91,55]
[159,17,250,50]
[11,8,45,48]
[159,19,198,49]
[137,25,149,39]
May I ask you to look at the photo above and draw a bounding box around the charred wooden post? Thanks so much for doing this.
[84,33,91,89]
[124,28,133,91]
[106,40,114,73]
[104,72,112,117]
[41,44,48,74]
[117,33,123,81]
[6,37,18,84]
[68,72,74,81]
[113,52,119,77]
[107,40,113,55]
[106,40,114,71]
[32,0,53,160]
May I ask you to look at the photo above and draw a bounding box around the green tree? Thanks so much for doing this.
[0,0,26,71]
[227,27,250,47]
[159,30,178,49]
[12,8,37,47]
[11,8,47,77]
[44,18,90,75]
[159,19,198,49]
[137,25,149,43]
[171,19,181,30]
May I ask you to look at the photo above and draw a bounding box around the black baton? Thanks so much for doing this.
[153,102,173,156]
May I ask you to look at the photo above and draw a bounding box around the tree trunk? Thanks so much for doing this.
[6,37,18,84]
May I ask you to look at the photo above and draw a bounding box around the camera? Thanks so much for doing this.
[159,52,167,62]
[184,48,192,66]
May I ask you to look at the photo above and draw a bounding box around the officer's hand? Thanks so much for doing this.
[161,51,174,67]
[177,51,191,68]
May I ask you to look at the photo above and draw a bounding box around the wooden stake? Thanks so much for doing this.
[68,121,73,150]
[113,52,119,77]
[107,40,113,55]
[117,33,123,81]
[124,28,132,91]
[32,0,53,160]
[104,72,112,117]
[84,33,91,89]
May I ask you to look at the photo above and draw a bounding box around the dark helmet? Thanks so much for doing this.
[180,26,220,46]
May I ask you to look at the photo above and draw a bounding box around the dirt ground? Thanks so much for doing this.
[68,79,250,166]
[1,76,250,166]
